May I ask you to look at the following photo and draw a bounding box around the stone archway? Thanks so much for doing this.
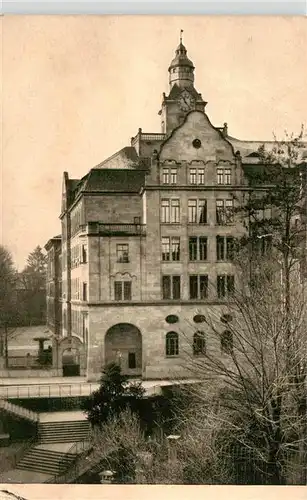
[105,323,142,376]
[62,348,80,376]
[53,336,86,377]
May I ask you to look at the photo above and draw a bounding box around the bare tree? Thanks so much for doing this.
[180,248,307,485]
[0,245,19,368]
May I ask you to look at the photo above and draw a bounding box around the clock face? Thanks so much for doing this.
[178,91,195,111]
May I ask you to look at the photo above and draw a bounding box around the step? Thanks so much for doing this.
[38,437,88,444]
[38,429,89,435]
[17,463,72,475]
[17,448,76,474]
[39,421,88,426]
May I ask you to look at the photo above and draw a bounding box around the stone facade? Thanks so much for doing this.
[45,39,307,381]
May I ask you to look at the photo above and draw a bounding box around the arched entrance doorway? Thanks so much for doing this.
[105,323,142,376]
[62,347,80,377]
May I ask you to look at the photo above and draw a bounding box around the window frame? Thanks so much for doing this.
[162,237,180,261]
[189,274,208,300]
[116,243,129,263]
[166,331,179,357]
[114,281,132,301]
[193,331,206,356]
[221,330,233,354]
[162,275,181,300]
[188,199,207,224]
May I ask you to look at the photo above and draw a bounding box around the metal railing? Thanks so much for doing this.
[141,133,166,141]
[47,437,93,484]
[0,398,39,422]
[0,382,99,400]
[7,355,52,370]
[92,223,146,236]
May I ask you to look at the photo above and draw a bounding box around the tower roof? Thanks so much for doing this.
[168,42,195,71]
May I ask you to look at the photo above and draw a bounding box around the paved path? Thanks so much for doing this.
[0,468,52,484]
[39,411,86,422]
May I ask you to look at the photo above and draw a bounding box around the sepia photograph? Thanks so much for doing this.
[1,14,307,493]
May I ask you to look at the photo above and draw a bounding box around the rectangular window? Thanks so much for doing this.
[82,245,87,264]
[173,275,181,299]
[188,199,197,223]
[217,275,235,299]
[189,168,197,184]
[171,237,180,261]
[199,237,208,261]
[162,237,170,261]
[216,236,225,261]
[170,199,180,223]
[226,237,235,260]
[116,244,129,263]
[200,275,208,299]
[123,281,132,300]
[128,352,136,369]
[82,282,87,301]
[227,275,235,296]
[114,281,132,301]
[162,275,181,300]
[162,237,180,261]
[189,237,197,261]
[170,168,177,184]
[198,168,205,184]
[189,275,208,299]
[189,275,198,299]
[188,199,207,224]
[162,168,177,185]
[217,275,226,298]
[217,236,234,261]
[190,167,205,185]
[216,200,224,225]
[161,199,170,223]
[225,168,231,185]
[217,168,224,185]
[162,168,169,184]
[225,199,234,223]
[189,237,208,261]
[198,200,207,224]
[217,167,232,185]
[114,281,122,301]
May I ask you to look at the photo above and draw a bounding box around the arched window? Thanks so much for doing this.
[221,330,233,354]
[166,332,179,357]
[193,331,206,356]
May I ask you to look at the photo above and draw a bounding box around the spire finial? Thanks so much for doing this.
[180,29,183,44]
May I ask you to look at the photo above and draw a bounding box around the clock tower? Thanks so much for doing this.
[159,32,207,135]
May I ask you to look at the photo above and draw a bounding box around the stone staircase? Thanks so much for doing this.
[16,447,77,476]
[0,398,39,423]
[38,420,90,443]
[14,420,90,476]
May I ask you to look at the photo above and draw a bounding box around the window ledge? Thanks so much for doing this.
[161,260,182,263]
[166,355,180,359]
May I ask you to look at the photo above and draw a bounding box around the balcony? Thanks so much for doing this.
[88,222,146,237]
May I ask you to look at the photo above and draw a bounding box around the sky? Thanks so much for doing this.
[2,15,307,269]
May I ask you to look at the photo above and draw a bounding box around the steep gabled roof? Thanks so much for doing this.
[95,146,139,169]
[81,168,146,193]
